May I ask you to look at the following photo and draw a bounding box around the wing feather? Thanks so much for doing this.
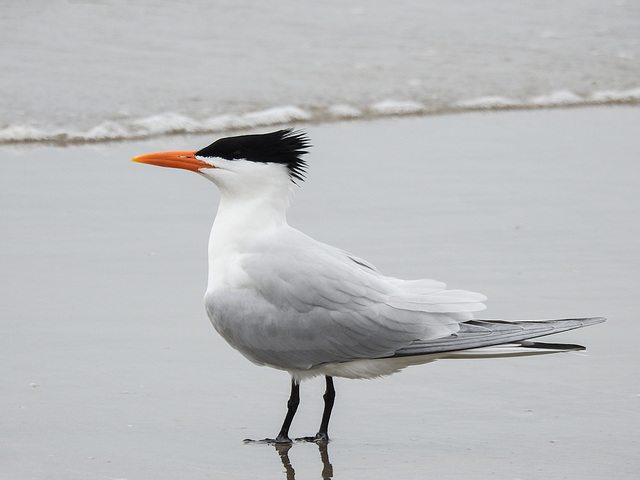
[205,228,487,370]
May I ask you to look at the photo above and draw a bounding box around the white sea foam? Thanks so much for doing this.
[202,107,312,132]
[1,88,638,145]
[82,121,131,141]
[456,96,523,109]
[0,125,50,143]
[530,90,583,106]
[131,113,204,136]
[328,104,363,119]
[236,106,312,127]
[590,87,640,103]
[369,100,425,115]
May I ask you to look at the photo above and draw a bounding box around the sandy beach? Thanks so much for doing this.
[2,106,639,479]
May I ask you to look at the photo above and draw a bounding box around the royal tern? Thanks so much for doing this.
[132,129,605,443]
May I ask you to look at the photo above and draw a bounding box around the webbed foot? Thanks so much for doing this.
[295,432,329,444]
[243,435,293,445]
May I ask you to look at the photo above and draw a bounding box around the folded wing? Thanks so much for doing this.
[206,228,486,370]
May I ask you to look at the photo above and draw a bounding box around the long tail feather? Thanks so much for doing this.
[393,317,605,357]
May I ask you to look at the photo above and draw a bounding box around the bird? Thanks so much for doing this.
[132,128,605,444]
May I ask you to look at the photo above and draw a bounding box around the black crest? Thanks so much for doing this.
[196,129,310,182]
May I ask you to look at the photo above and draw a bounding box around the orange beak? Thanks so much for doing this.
[131,151,213,172]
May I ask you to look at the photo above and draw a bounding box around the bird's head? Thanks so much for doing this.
[132,129,310,197]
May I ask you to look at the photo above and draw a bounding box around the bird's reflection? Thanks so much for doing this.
[273,441,333,480]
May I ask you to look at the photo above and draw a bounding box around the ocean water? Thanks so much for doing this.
[1,0,639,144]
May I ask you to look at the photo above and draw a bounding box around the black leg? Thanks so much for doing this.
[244,378,300,444]
[316,376,335,440]
[274,379,300,443]
[296,375,335,443]
[246,376,335,445]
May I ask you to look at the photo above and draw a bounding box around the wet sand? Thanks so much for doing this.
[2,106,639,479]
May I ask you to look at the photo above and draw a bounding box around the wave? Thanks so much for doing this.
[1,88,639,146]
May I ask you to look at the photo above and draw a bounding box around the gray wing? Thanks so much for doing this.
[205,228,486,370]
[392,317,607,356]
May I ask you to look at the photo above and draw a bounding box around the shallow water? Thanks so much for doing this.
[2,107,639,478]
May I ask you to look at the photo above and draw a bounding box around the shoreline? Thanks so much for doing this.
[2,98,639,147]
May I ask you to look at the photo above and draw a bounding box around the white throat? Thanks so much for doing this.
[204,163,294,291]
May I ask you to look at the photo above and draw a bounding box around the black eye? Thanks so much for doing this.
[232,150,243,159]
